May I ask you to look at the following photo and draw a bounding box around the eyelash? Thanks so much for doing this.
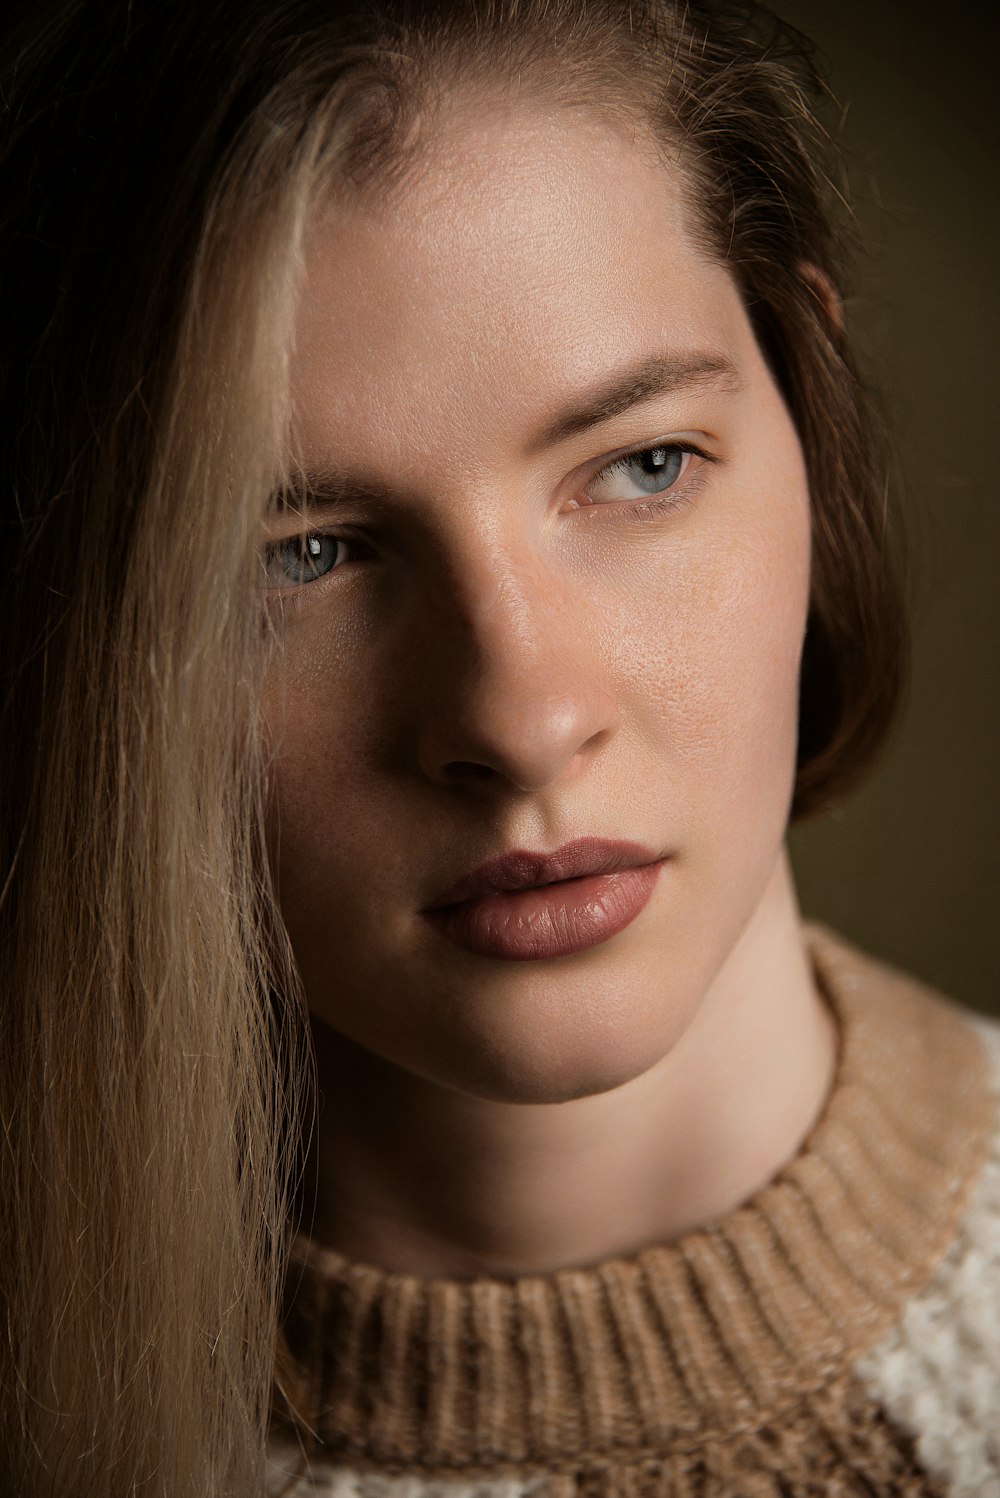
[577,439,711,524]
[263,439,713,590]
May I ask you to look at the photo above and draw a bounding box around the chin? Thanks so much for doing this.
[426,1008,684,1106]
[450,1063,643,1107]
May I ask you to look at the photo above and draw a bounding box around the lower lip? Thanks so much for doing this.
[423,860,666,961]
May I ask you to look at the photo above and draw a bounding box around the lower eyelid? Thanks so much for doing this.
[263,533,353,589]
[583,453,713,526]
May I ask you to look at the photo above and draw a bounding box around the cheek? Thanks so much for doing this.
[260,666,378,906]
[624,463,811,828]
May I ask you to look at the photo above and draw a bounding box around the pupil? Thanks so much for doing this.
[633,447,682,492]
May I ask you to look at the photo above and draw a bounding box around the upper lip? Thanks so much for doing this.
[424,837,663,910]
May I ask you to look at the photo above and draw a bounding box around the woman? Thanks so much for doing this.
[2,1,998,1494]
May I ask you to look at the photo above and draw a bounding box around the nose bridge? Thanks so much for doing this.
[409,522,620,792]
[473,551,550,662]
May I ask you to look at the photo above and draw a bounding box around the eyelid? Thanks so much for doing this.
[577,435,714,500]
[261,527,369,594]
[262,504,347,544]
[591,433,713,472]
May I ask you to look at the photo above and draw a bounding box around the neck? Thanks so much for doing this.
[300,846,837,1278]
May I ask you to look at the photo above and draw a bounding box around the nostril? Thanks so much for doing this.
[443,761,501,782]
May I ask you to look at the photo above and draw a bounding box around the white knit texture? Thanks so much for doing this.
[854,1009,1000,1498]
[266,1438,548,1498]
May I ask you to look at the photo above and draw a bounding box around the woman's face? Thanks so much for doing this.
[262,99,812,1104]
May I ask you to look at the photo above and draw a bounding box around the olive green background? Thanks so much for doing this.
[770,0,999,1013]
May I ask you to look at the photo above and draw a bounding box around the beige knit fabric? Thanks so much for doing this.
[268,924,998,1497]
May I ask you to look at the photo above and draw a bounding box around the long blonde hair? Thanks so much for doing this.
[0,37,332,1497]
[1,1,905,1492]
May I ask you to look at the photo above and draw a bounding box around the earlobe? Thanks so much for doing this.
[798,261,845,335]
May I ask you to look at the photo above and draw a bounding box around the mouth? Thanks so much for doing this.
[421,837,668,961]
[424,836,664,911]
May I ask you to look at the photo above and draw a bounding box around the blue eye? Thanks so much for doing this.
[263,533,344,588]
[589,444,689,502]
[577,439,712,515]
[618,446,684,491]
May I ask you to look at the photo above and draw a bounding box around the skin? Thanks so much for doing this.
[261,96,838,1278]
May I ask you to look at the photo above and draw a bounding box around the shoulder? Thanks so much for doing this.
[855,1007,1000,1496]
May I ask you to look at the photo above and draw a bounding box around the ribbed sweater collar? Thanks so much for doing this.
[278,923,996,1472]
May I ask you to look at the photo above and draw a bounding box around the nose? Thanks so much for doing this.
[408,551,622,795]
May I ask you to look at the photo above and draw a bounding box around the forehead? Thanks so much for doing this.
[290,99,748,462]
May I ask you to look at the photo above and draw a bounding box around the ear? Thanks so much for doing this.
[797,260,845,335]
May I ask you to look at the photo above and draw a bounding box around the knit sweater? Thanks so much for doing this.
[267,923,1000,1497]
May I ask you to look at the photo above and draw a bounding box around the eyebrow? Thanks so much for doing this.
[526,349,742,454]
[270,349,742,513]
